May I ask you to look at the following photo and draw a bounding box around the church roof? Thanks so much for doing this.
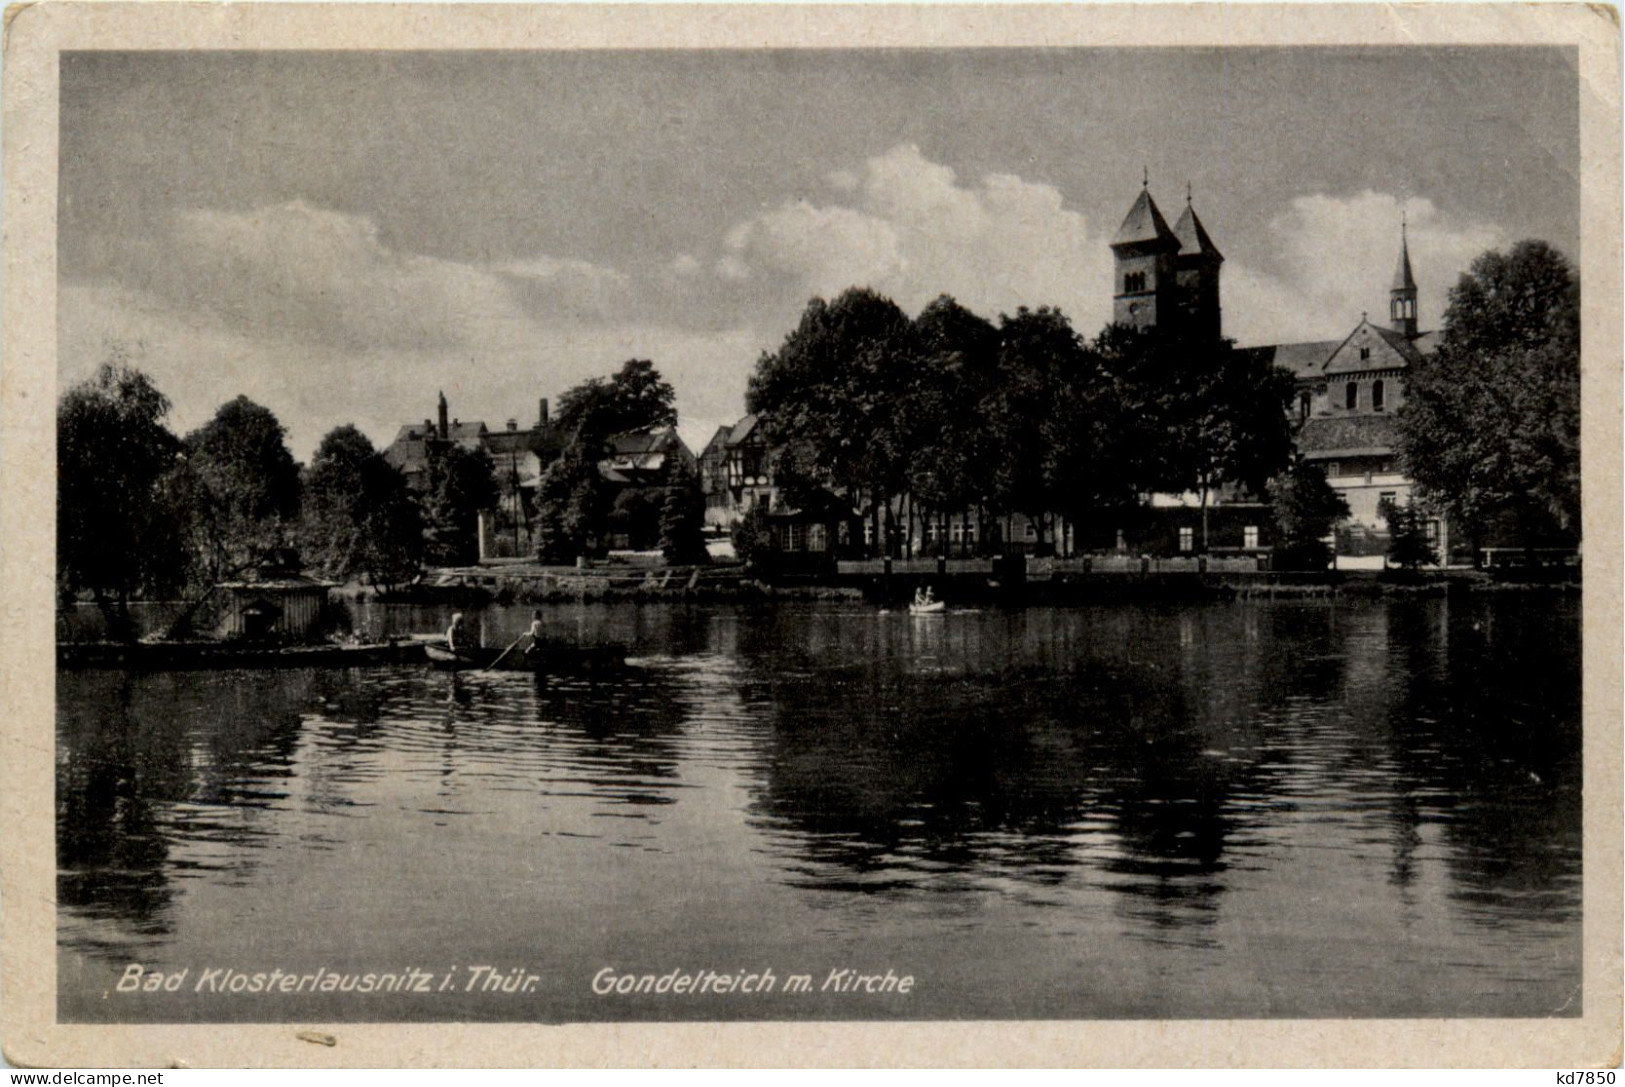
[1323,320,1423,375]
[1111,188,1180,249]
[1297,414,1399,458]
[1392,232,1417,292]
[1237,340,1342,380]
[1173,202,1223,261]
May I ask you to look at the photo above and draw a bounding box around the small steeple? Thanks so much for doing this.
[1389,213,1419,338]
[1391,212,1417,292]
[437,390,449,441]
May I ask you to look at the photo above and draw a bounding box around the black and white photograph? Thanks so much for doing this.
[4,2,1620,1068]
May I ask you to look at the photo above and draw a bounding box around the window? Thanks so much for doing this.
[1125,271,1148,293]
[1425,520,1440,543]
[1243,525,1260,549]
[1178,527,1194,553]
[807,524,827,552]
[1326,461,1340,478]
[787,523,806,552]
[863,520,875,546]
[1345,382,1359,410]
[1359,346,1372,361]
[1115,528,1127,552]
[1024,520,1037,541]
[1299,390,1311,419]
[1372,379,1386,412]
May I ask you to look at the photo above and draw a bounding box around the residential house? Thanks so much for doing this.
[699,413,774,530]
[383,392,562,559]
[597,426,697,551]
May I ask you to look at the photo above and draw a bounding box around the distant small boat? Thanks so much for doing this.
[424,641,627,673]
[908,600,947,615]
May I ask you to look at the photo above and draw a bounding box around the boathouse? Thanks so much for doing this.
[214,565,334,642]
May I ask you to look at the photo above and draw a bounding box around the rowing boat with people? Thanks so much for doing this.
[422,641,627,673]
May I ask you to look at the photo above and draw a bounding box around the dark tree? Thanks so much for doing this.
[1267,458,1349,571]
[1107,328,1295,549]
[907,296,1001,546]
[1397,241,1580,551]
[422,442,497,566]
[1381,497,1438,571]
[730,504,775,573]
[184,396,302,579]
[555,359,678,450]
[747,288,922,555]
[607,487,663,550]
[535,440,607,563]
[985,307,1092,553]
[298,425,423,591]
[57,358,182,638]
[658,457,708,565]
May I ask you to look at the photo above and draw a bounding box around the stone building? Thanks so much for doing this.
[1241,220,1447,560]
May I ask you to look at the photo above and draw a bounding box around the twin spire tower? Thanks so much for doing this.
[1109,177,1224,343]
[1109,175,1421,344]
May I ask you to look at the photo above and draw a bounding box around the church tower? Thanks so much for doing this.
[1389,215,1419,339]
[1110,177,1182,333]
[1171,184,1224,343]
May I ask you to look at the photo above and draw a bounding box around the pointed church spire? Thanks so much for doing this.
[1391,211,1417,291]
[1389,213,1419,338]
[1173,200,1222,261]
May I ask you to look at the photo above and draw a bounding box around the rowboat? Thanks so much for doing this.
[908,600,947,615]
[423,641,627,673]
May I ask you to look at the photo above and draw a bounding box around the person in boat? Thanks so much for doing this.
[522,610,546,664]
[914,584,935,608]
[446,612,469,655]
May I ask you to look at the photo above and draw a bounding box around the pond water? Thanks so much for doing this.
[57,595,1582,1021]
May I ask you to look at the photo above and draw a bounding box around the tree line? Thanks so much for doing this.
[746,289,1303,558]
[744,238,1580,570]
[57,354,707,639]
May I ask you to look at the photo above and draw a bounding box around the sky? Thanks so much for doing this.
[58,47,1579,460]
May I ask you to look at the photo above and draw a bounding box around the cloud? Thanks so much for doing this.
[718,144,1111,329]
[78,200,636,358]
[59,279,761,461]
[59,202,759,458]
[1225,191,1506,346]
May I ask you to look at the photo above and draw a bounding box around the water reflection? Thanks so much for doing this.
[57,596,1582,1019]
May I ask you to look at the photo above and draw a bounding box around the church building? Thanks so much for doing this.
[1238,219,1446,561]
[1110,180,1446,564]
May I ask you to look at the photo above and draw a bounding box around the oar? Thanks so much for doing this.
[479,633,530,676]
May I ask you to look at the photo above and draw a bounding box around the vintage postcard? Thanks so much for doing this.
[3,2,1620,1069]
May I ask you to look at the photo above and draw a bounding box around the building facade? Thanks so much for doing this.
[1241,221,1447,560]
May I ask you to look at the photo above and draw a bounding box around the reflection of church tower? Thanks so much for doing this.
[1389,215,1419,339]
[1110,177,1222,341]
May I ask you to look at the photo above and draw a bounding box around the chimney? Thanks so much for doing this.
[538,398,550,427]
[507,419,518,432]
[437,391,449,441]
